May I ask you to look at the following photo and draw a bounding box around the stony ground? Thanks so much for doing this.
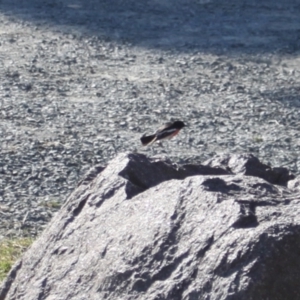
[0,0,300,238]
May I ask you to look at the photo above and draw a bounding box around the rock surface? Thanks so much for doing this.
[1,152,300,300]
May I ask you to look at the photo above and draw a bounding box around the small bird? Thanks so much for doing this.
[141,120,185,146]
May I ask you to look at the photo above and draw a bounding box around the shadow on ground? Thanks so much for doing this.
[261,86,300,108]
[1,0,300,55]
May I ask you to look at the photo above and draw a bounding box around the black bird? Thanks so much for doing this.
[141,121,185,146]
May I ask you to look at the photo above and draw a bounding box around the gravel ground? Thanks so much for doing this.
[0,0,300,238]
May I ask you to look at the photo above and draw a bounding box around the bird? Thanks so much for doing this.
[140,120,185,146]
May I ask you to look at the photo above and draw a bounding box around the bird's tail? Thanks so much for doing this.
[140,134,156,146]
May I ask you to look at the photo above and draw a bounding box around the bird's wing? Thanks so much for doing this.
[156,128,178,140]
[156,122,173,133]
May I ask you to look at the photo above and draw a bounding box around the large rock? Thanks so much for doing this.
[1,152,300,300]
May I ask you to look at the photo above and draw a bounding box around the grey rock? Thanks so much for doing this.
[1,152,300,300]
[203,153,294,186]
[288,176,300,191]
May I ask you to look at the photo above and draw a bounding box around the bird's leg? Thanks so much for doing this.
[151,145,155,156]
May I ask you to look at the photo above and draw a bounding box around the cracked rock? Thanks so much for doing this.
[1,152,300,300]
